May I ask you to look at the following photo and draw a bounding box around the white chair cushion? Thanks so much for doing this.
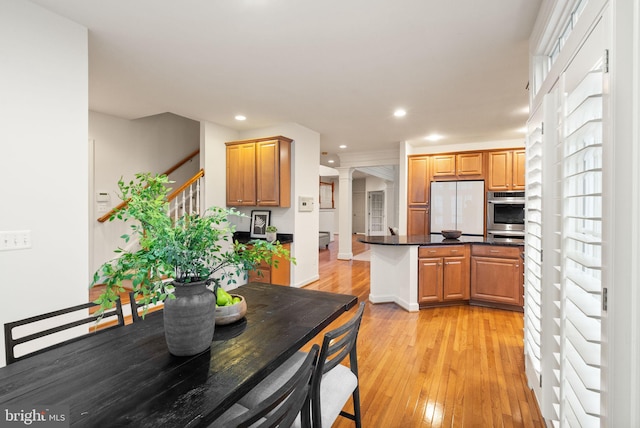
[238,351,358,428]
[238,351,307,408]
[317,364,358,428]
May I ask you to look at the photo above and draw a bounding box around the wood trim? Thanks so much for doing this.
[97,199,129,223]
[162,149,200,177]
[166,168,205,201]
[97,168,205,223]
[225,135,293,146]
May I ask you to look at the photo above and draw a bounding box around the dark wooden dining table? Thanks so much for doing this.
[0,282,357,427]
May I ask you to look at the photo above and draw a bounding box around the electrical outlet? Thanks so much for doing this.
[0,230,32,251]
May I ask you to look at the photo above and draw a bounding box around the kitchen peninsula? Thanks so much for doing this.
[359,235,524,312]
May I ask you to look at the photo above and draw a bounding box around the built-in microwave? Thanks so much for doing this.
[487,191,525,240]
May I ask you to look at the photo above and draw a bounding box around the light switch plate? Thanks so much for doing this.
[298,196,314,212]
[0,230,32,251]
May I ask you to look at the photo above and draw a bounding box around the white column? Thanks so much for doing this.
[337,167,353,260]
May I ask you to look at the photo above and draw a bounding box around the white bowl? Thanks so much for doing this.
[215,294,247,325]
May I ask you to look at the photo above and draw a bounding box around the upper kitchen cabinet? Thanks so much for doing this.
[487,149,525,191]
[226,136,292,207]
[432,152,483,179]
[407,155,430,235]
[408,156,430,205]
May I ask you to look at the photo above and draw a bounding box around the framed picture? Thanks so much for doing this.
[250,210,271,238]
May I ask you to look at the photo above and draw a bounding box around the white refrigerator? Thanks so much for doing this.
[430,180,485,235]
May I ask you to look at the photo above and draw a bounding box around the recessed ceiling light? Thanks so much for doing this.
[393,109,407,118]
[424,134,444,142]
[339,145,347,149]
[328,159,335,163]
[235,115,246,121]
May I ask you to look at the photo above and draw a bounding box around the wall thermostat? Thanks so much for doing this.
[96,192,111,203]
[298,196,314,212]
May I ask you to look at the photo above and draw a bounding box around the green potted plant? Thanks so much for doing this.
[265,225,277,242]
[92,172,292,356]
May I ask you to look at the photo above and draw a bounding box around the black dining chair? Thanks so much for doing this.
[128,291,147,322]
[213,344,320,428]
[4,298,124,365]
[239,302,365,428]
[128,291,167,322]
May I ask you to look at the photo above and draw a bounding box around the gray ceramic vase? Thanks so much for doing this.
[163,280,216,356]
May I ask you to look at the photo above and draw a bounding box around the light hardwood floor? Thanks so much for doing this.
[301,235,544,428]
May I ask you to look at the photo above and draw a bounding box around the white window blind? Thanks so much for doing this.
[525,121,543,386]
[559,58,604,428]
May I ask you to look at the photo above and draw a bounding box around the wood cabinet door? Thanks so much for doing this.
[470,256,522,306]
[248,267,271,284]
[418,257,443,303]
[456,152,483,176]
[442,256,470,301]
[488,151,512,190]
[270,243,291,286]
[247,243,290,285]
[256,140,280,206]
[408,207,429,236]
[226,143,256,206]
[408,156,430,205]
[432,154,456,177]
[513,150,526,190]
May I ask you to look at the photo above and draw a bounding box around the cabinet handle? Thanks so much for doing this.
[450,250,459,253]
[490,250,499,253]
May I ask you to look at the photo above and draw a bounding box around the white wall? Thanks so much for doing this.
[200,121,321,287]
[89,111,200,276]
[239,123,321,287]
[319,175,339,241]
[0,0,88,367]
[407,138,525,155]
[201,121,239,209]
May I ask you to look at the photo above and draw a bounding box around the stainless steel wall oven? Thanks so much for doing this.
[487,191,525,241]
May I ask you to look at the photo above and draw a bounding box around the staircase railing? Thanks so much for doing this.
[97,149,201,223]
[167,169,204,220]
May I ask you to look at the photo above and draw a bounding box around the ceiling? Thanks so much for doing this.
[31,0,542,166]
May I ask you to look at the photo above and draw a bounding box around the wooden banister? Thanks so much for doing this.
[98,163,204,223]
[97,199,128,223]
[166,169,204,201]
[162,149,200,177]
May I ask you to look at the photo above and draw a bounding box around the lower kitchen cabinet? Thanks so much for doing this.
[470,245,523,309]
[418,245,469,306]
[248,243,291,286]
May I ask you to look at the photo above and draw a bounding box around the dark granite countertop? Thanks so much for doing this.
[233,231,294,244]
[358,234,523,247]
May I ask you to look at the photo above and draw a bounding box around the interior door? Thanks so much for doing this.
[352,191,366,234]
[367,190,385,235]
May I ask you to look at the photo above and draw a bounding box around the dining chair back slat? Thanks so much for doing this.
[217,344,319,428]
[129,292,143,322]
[4,299,124,365]
[312,301,365,428]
